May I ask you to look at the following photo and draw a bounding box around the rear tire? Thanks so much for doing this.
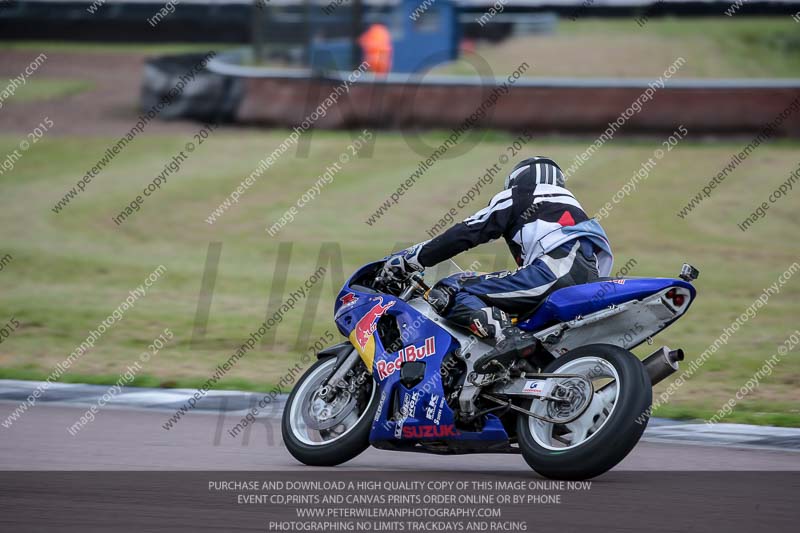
[282,356,378,467]
[517,344,652,480]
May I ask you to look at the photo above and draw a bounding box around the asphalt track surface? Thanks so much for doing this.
[2,402,799,532]
[2,402,799,471]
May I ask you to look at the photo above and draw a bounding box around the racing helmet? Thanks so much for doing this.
[504,157,566,189]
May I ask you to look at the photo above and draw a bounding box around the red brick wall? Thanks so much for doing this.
[236,76,800,137]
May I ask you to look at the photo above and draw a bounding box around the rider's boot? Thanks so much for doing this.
[468,308,539,374]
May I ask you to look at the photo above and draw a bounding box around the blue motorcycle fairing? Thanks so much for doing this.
[333,262,388,323]
[333,269,511,445]
[365,299,508,444]
[518,277,697,331]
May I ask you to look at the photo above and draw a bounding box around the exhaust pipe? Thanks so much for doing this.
[642,346,684,385]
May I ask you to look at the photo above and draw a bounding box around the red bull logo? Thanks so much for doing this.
[353,297,395,350]
[340,292,358,307]
[376,336,436,380]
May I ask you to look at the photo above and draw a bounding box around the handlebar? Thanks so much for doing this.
[397,272,429,301]
[409,272,430,292]
[375,266,430,301]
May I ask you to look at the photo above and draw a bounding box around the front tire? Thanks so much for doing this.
[282,356,378,467]
[517,344,652,480]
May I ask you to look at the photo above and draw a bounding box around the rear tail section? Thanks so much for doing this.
[523,265,699,357]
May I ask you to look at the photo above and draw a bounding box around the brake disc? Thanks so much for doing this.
[302,389,358,431]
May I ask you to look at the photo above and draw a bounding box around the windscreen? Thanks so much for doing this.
[422,259,464,286]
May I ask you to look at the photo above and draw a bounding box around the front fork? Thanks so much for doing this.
[319,348,361,402]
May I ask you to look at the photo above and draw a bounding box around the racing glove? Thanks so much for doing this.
[381,242,427,280]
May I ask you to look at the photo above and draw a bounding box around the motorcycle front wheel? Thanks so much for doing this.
[282,354,379,466]
[517,344,652,480]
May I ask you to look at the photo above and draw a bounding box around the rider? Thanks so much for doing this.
[382,157,614,373]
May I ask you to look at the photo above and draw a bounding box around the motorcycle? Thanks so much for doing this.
[282,258,699,479]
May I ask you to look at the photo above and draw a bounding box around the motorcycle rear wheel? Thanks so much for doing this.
[517,344,652,480]
[282,355,378,466]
